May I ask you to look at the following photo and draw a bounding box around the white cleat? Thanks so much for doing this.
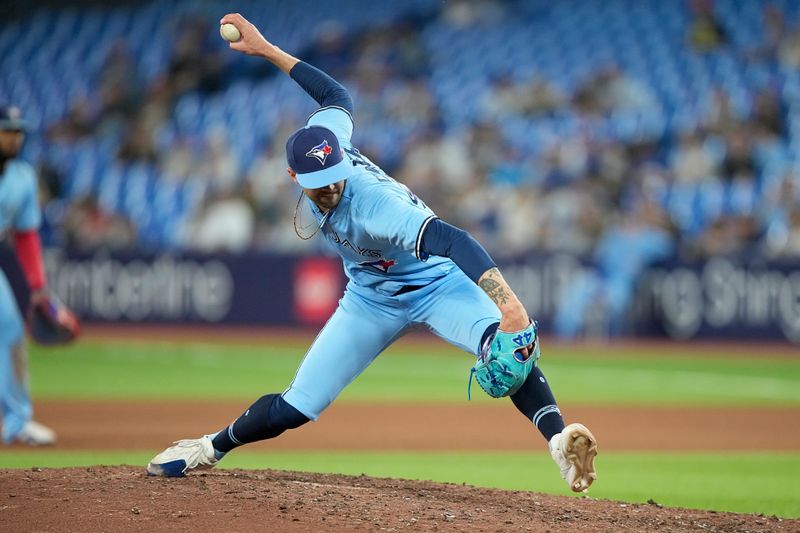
[11,421,56,446]
[146,436,219,477]
[549,423,598,493]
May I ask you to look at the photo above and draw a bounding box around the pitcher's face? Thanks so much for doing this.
[304,180,345,212]
[288,167,345,212]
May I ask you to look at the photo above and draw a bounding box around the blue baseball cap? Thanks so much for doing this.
[0,105,27,131]
[286,125,350,188]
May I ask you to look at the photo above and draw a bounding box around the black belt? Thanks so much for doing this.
[393,284,427,296]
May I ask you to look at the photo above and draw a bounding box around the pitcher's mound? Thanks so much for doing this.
[1,466,794,532]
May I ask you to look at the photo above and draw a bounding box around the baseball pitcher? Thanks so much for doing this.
[148,13,598,493]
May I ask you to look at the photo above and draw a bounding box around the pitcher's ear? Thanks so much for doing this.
[287,167,297,182]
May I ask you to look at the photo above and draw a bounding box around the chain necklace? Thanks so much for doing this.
[293,190,331,240]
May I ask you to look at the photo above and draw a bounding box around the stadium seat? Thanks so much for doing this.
[1,0,795,251]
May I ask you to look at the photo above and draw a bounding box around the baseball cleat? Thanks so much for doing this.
[10,421,56,446]
[146,436,219,477]
[549,423,598,493]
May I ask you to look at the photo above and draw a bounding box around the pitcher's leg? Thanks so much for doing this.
[510,366,564,440]
[281,289,407,421]
[148,289,407,476]
[216,288,406,454]
[411,271,500,356]
[210,393,309,454]
[413,271,596,492]
[476,320,565,441]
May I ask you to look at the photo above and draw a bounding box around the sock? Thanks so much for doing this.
[510,367,565,441]
[211,394,309,454]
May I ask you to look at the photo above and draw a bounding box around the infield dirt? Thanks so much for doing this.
[2,400,800,531]
[22,400,800,451]
[1,466,796,532]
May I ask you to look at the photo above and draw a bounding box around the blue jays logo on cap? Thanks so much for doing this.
[286,125,351,189]
[306,140,333,166]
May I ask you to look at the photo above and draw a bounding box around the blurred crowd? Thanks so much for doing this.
[14,0,800,330]
[2,0,796,336]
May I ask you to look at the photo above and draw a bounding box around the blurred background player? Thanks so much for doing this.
[0,105,56,445]
[147,13,598,493]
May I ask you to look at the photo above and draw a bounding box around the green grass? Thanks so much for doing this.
[1,450,797,518]
[29,337,800,406]
[17,334,800,518]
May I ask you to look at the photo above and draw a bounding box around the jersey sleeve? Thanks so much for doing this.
[14,162,42,231]
[307,106,354,146]
[354,185,437,257]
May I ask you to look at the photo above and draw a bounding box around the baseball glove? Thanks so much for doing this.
[469,320,540,399]
[27,293,80,345]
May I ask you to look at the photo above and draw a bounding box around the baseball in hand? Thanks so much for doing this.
[220,23,241,42]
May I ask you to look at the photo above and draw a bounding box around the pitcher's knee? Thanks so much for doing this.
[271,395,310,429]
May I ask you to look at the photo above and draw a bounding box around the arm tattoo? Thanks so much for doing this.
[479,268,510,306]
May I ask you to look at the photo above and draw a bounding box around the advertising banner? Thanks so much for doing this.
[0,246,344,326]
[2,247,797,342]
[636,257,800,343]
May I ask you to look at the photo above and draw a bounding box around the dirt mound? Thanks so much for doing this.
[2,467,795,532]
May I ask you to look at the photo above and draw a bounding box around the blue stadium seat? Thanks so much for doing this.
[1,0,795,249]
[726,178,757,215]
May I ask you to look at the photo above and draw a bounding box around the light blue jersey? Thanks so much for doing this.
[0,158,40,442]
[283,107,501,420]
[0,159,41,236]
[305,107,456,295]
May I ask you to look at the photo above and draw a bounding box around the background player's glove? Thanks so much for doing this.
[468,320,540,399]
[27,292,80,345]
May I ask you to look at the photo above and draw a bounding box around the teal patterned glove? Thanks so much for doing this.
[469,320,540,399]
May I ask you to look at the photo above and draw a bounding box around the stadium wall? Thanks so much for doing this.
[1,246,798,342]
